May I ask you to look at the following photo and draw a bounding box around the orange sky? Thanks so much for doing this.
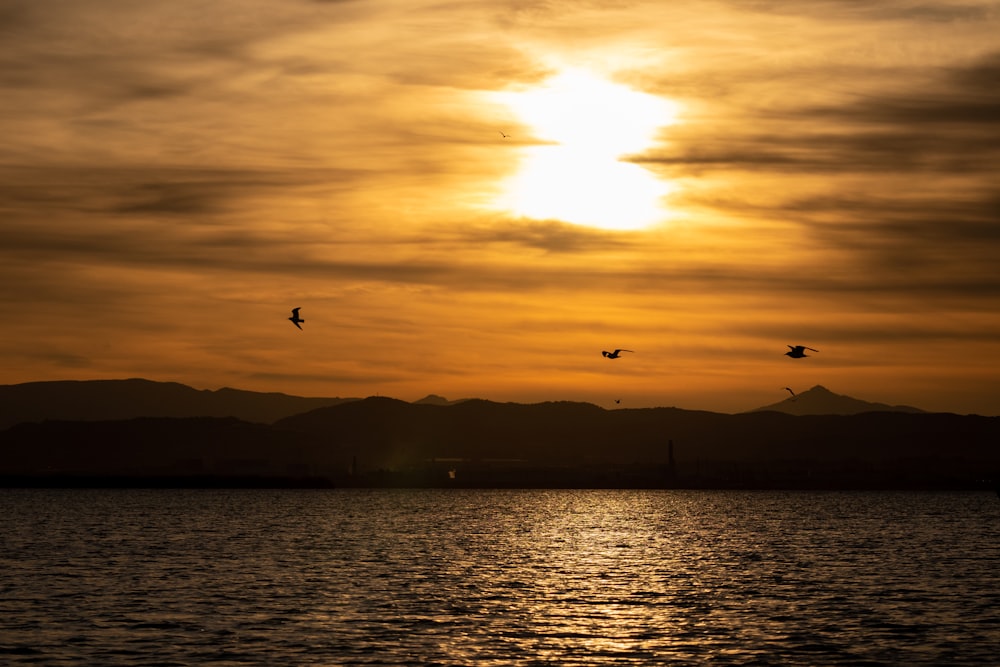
[2,0,998,414]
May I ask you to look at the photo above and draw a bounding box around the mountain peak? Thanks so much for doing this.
[752,385,924,416]
[412,394,476,406]
[413,394,451,405]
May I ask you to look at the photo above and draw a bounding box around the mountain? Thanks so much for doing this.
[0,378,358,428]
[0,397,1000,488]
[268,397,999,488]
[274,397,976,469]
[2,381,997,489]
[751,385,925,416]
[2,396,998,488]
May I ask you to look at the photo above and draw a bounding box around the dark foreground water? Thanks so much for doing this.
[1,489,998,665]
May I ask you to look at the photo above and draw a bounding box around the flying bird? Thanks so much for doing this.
[288,307,304,330]
[499,130,510,138]
[785,345,817,358]
[602,349,634,359]
[784,387,796,397]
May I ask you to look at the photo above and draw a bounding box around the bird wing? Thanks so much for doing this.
[617,349,634,354]
[291,307,301,317]
[292,321,302,330]
[805,347,818,352]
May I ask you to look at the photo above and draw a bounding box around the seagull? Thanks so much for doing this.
[499,130,510,138]
[288,307,304,330]
[784,387,796,397]
[785,345,817,358]
[602,349,634,359]
[614,399,621,404]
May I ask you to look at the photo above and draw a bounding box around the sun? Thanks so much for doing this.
[494,69,679,231]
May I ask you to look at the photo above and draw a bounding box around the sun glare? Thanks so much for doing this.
[495,69,679,231]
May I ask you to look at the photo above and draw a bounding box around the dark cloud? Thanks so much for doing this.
[450,218,638,253]
[112,182,228,216]
[672,185,1000,299]
[0,2,367,114]
[5,193,995,301]
[951,50,1000,87]
[25,350,94,370]
[0,1,32,34]
[640,50,1000,176]
[634,49,1000,302]
[0,166,365,217]
[820,88,1000,129]
[886,2,995,21]
[636,129,1000,174]
[732,318,1000,370]
[738,0,995,22]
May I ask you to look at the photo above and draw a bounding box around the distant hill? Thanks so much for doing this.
[751,385,925,416]
[2,396,998,489]
[0,416,312,476]
[2,381,998,489]
[0,379,358,428]
[268,397,999,487]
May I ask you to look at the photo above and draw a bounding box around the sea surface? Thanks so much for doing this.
[1,489,998,665]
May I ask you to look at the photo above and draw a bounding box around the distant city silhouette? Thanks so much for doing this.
[602,349,633,359]
[785,345,817,358]
[289,307,304,330]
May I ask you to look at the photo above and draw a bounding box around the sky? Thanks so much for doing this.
[2,0,998,415]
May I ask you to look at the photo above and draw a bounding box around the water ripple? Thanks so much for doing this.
[2,489,999,665]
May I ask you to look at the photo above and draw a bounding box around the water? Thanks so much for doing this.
[1,489,998,665]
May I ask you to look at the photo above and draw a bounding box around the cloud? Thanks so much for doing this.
[628,47,1000,308]
[728,0,996,23]
[448,218,639,253]
[1,0,998,413]
[21,349,94,371]
[639,49,1000,171]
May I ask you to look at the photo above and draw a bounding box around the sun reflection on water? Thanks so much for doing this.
[6,490,998,664]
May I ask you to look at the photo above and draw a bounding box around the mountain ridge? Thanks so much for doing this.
[0,378,952,433]
[3,398,997,489]
[0,378,357,428]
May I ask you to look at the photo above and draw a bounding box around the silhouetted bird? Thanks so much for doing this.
[602,349,633,359]
[289,307,304,330]
[784,387,796,397]
[785,345,817,358]
[614,399,621,404]
[499,130,510,138]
